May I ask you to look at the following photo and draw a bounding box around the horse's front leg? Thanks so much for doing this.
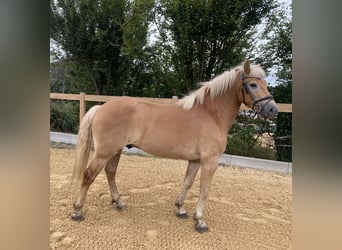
[175,160,200,218]
[193,157,218,233]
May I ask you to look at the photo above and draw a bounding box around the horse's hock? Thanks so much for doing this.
[50,148,292,249]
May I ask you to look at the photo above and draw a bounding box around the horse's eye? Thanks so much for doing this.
[249,83,257,88]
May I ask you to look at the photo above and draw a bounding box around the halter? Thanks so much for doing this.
[241,73,274,112]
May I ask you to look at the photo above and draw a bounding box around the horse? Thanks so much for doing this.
[70,60,278,233]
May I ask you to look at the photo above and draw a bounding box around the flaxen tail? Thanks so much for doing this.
[72,105,101,185]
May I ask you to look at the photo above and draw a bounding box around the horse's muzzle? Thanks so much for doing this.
[256,101,278,119]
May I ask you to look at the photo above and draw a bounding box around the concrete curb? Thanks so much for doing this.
[50,132,292,174]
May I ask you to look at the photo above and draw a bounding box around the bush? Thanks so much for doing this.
[273,113,292,162]
[225,112,276,160]
[226,134,276,160]
[50,100,79,134]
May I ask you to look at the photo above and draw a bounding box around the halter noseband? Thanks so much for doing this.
[241,73,274,112]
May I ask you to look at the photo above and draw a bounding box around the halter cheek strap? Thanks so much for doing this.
[241,73,251,106]
[241,73,274,110]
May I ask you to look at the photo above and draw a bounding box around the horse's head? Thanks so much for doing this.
[240,60,278,119]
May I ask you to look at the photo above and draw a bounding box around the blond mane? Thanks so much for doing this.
[177,63,266,110]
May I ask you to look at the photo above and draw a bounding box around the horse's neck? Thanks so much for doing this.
[206,83,242,134]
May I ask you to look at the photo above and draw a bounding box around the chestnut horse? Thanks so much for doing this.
[71,60,278,233]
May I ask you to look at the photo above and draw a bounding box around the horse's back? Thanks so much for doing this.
[91,96,181,149]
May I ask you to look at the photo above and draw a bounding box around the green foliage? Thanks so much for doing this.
[120,0,173,97]
[51,0,277,98]
[50,101,79,134]
[50,0,127,95]
[50,59,94,94]
[226,136,276,160]
[266,7,292,162]
[273,112,291,161]
[225,111,276,160]
[257,4,292,82]
[270,81,292,162]
[50,0,288,161]
[123,0,155,57]
[255,3,292,162]
[159,0,275,92]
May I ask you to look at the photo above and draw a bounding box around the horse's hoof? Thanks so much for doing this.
[71,213,84,221]
[195,224,209,233]
[176,212,189,219]
[115,204,126,211]
[112,199,126,211]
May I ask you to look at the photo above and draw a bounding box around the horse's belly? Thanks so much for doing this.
[137,142,200,160]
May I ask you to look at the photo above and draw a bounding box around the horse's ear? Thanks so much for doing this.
[244,60,251,75]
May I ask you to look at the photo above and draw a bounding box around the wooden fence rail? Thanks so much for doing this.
[50,92,292,127]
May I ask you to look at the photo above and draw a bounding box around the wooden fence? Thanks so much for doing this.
[50,92,292,126]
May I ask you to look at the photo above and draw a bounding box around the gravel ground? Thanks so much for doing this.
[50,148,292,249]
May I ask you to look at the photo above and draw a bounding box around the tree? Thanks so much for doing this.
[120,0,162,97]
[50,0,127,95]
[226,111,276,160]
[157,0,276,93]
[256,3,292,162]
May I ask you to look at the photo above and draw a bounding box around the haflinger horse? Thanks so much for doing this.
[71,60,278,233]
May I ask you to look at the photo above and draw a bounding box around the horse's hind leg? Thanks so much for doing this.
[71,155,108,221]
[105,151,126,210]
[175,160,200,218]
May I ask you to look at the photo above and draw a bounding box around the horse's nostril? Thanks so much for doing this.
[270,107,278,115]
